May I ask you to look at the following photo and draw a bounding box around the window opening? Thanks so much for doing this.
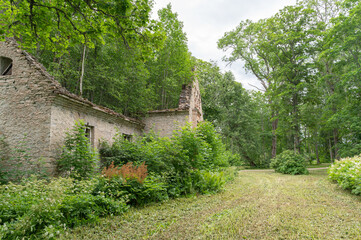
[0,57,13,76]
[85,125,94,147]
[123,133,132,142]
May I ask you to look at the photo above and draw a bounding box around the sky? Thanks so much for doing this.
[151,0,297,90]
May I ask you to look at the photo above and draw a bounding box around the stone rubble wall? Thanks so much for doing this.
[142,110,189,137]
[189,79,203,128]
[50,96,144,161]
[0,41,56,171]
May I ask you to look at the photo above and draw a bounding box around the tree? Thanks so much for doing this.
[0,0,164,95]
[197,60,269,167]
[146,4,193,109]
[218,18,280,158]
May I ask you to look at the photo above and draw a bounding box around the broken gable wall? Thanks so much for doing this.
[142,78,204,137]
[0,40,57,171]
[189,79,203,128]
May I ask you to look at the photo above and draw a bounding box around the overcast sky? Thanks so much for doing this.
[151,0,297,90]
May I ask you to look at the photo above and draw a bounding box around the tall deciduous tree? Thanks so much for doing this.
[0,0,164,95]
[218,19,280,158]
[197,60,269,167]
[147,4,193,109]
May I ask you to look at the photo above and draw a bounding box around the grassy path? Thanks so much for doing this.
[61,169,361,239]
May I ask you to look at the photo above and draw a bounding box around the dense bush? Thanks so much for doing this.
[99,121,233,197]
[0,176,127,239]
[60,194,127,227]
[95,162,169,205]
[57,120,98,179]
[270,150,309,175]
[99,135,143,168]
[328,155,361,195]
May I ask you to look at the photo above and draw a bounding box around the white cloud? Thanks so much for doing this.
[152,0,297,90]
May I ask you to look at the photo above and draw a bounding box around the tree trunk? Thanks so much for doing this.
[292,93,300,153]
[261,113,266,160]
[271,115,278,159]
[315,142,320,164]
[328,138,334,163]
[333,128,339,160]
[79,44,87,96]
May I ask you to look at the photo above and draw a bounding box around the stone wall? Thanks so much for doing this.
[142,109,189,137]
[0,40,58,171]
[49,95,144,160]
[142,78,204,136]
[177,79,203,128]
[189,79,203,128]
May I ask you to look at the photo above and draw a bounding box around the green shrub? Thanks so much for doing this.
[224,151,242,166]
[328,155,361,195]
[0,176,128,239]
[99,135,143,168]
[191,170,225,194]
[270,150,309,175]
[59,194,128,227]
[57,120,98,180]
[93,174,168,206]
[196,121,230,168]
[97,121,234,201]
[0,177,72,239]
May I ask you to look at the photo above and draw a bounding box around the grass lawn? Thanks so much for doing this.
[61,169,361,240]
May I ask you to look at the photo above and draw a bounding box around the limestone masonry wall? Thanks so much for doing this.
[50,96,144,159]
[0,41,58,171]
[142,110,189,137]
[189,79,203,128]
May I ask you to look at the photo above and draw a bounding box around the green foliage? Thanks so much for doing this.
[99,121,232,198]
[215,0,361,166]
[99,136,143,168]
[60,194,128,227]
[147,4,193,109]
[57,120,98,180]
[0,0,163,55]
[328,155,361,195]
[191,170,225,194]
[0,176,127,239]
[270,150,309,175]
[197,61,267,167]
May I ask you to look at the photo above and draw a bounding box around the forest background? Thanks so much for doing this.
[1,0,361,168]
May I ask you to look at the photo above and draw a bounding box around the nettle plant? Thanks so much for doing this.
[57,120,98,179]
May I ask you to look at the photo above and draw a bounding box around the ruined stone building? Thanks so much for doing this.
[0,40,203,172]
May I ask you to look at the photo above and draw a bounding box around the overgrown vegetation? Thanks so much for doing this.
[57,120,98,180]
[99,121,236,199]
[0,120,237,239]
[0,177,128,239]
[328,154,361,195]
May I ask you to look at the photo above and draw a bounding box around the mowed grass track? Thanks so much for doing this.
[61,169,361,240]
